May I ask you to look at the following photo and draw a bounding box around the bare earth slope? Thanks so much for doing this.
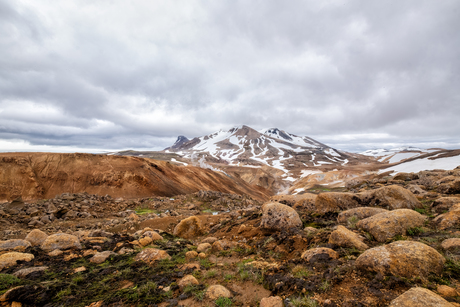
[0,153,270,202]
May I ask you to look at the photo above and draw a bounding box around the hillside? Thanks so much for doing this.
[0,152,270,202]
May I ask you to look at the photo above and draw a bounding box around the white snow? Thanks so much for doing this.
[325,148,341,157]
[300,170,322,178]
[381,155,460,173]
[293,188,305,195]
[171,158,188,166]
[388,152,421,163]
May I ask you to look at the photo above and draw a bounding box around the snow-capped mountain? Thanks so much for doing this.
[164,125,366,175]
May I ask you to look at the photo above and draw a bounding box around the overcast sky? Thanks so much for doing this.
[1,0,459,153]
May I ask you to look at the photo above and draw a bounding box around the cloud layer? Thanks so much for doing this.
[1,0,459,152]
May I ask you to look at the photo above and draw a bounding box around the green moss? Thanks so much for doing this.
[0,274,21,291]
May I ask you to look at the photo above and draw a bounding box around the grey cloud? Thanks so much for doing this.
[0,0,459,152]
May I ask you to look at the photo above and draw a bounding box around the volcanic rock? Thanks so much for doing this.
[432,197,460,213]
[362,185,422,210]
[134,248,171,264]
[337,207,388,224]
[389,287,454,307]
[260,296,284,307]
[301,247,339,262]
[433,204,460,230]
[356,241,445,278]
[329,225,368,251]
[173,216,203,239]
[0,239,31,252]
[90,251,116,264]
[25,229,48,246]
[40,233,82,251]
[441,238,460,254]
[178,275,199,290]
[0,252,34,271]
[356,209,427,242]
[314,192,362,214]
[260,202,302,230]
[197,243,212,253]
[206,285,232,299]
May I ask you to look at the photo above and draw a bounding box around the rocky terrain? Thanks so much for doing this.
[1,167,460,306]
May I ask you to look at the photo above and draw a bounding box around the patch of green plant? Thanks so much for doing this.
[0,274,21,291]
[192,270,203,280]
[319,280,331,292]
[363,231,373,241]
[262,237,275,248]
[54,288,72,301]
[414,208,427,215]
[444,253,460,279]
[219,250,232,257]
[194,289,206,301]
[205,269,217,279]
[199,258,214,269]
[392,234,407,241]
[71,275,85,285]
[239,269,250,281]
[289,295,318,307]
[233,246,254,256]
[292,265,311,279]
[224,273,234,281]
[347,216,359,229]
[407,226,424,236]
[215,296,233,307]
[135,208,157,215]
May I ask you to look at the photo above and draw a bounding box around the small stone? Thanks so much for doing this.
[83,250,98,257]
[201,237,218,244]
[143,231,163,241]
[197,243,212,253]
[48,249,63,257]
[178,275,199,290]
[441,238,460,254]
[329,225,368,251]
[198,252,207,259]
[437,285,458,297]
[206,285,231,300]
[134,248,171,264]
[185,251,198,260]
[13,266,48,278]
[138,237,153,247]
[0,239,31,252]
[301,248,339,262]
[260,296,284,307]
[90,251,116,264]
[74,266,86,274]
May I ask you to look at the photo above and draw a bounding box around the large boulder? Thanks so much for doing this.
[356,241,445,279]
[0,239,31,252]
[432,197,460,213]
[362,185,422,210]
[40,233,82,251]
[314,192,362,214]
[329,225,368,251]
[433,204,460,230]
[337,207,388,224]
[389,287,454,307]
[260,202,302,231]
[0,252,34,271]
[25,229,49,247]
[356,209,427,242]
[173,216,203,239]
[134,248,171,264]
[438,178,460,194]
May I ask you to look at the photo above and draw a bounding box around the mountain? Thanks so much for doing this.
[164,125,370,176]
[0,152,270,202]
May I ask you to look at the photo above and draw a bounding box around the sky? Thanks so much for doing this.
[1,0,459,153]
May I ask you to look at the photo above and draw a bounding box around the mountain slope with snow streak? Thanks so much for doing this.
[164,125,371,176]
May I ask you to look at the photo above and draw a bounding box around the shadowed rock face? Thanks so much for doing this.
[0,152,270,202]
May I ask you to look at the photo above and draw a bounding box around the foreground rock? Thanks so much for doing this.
[441,238,460,254]
[301,247,339,262]
[337,207,388,224]
[206,285,231,299]
[0,239,31,252]
[433,204,460,230]
[329,225,368,251]
[314,192,362,214]
[173,216,203,239]
[40,233,82,251]
[260,202,302,230]
[389,287,455,307]
[178,275,199,290]
[356,209,427,242]
[90,251,116,264]
[134,248,171,264]
[260,296,284,307]
[356,241,445,278]
[13,266,48,278]
[432,197,460,213]
[0,252,34,270]
[25,229,48,246]
[362,185,422,210]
